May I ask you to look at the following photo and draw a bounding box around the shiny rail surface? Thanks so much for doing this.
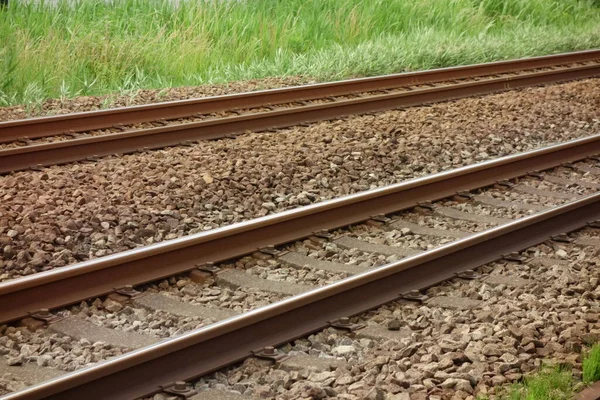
[0,57,599,174]
[0,49,598,143]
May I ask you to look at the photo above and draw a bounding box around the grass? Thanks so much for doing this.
[495,344,600,400]
[584,343,600,383]
[0,0,599,106]
[502,366,575,400]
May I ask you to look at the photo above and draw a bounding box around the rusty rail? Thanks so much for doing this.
[5,188,600,400]
[0,61,599,174]
[1,133,600,325]
[1,49,598,143]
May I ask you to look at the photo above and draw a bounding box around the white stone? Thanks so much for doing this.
[332,345,356,356]
[556,249,568,259]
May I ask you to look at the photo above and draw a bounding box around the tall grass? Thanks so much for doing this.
[0,0,599,106]
[583,344,600,383]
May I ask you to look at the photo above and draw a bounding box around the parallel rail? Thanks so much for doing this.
[1,49,598,143]
[0,57,599,174]
[2,134,600,399]
[1,133,600,325]
[5,176,600,400]
[1,50,599,400]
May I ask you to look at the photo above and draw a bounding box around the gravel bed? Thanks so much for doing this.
[0,76,310,122]
[188,235,599,399]
[156,278,285,313]
[194,328,375,400]
[577,161,600,173]
[238,256,345,287]
[344,224,454,251]
[0,81,482,150]
[287,241,388,269]
[523,176,595,197]
[525,240,590,263]
[476,187,567,207]
[1,79,599,282]
[551,168,600,186]
[441,200,533,220]
[398,213,494,233]
[0,373,28,396]
[72,299,208,339]
[573,227,600,239]
[0,325,123,373]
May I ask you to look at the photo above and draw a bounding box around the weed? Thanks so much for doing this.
[583,344,600,383]
[502,366,574,400]
[0,0,599,106]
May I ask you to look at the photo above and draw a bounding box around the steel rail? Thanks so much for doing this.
[5,191,600,400]
[0,49,598,143]
[1,133,600,325]
[1,63,599,175]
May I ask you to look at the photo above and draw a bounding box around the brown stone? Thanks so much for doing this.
[107,293,130,303]
[505,373,522,382]
[536,347,551,357]
[188,269,213,284]
[18,317,46,332]
[0,79,599,293]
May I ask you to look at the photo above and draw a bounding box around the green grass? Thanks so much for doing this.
[0,0,599,106]
[502,366,575,400]
[584,344,600,383]
[497,344,600,400]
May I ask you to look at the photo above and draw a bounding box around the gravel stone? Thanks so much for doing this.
[2,78,600,398]
[0,326,123,374]
[187,234,599,399]
[1,79,599,280]
[0,76,309,122]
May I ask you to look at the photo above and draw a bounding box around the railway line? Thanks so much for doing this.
[1,133,600,399]
[0,50,598,174]
[0,51,598,399]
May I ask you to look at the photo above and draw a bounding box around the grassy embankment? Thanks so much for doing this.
[0,0,599,107]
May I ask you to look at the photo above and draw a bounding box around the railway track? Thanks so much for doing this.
[1,134,600,399]
[0,50,598,174]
